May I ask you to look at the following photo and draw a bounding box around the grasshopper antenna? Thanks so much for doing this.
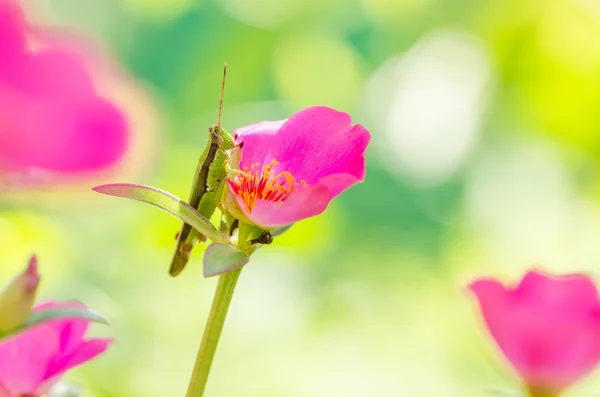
[218,62,227,129]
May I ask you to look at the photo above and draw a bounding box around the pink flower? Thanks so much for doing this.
[0,0,128,176]
[469,270,600,396]
[225,106,370,228]
[0,301,112,397]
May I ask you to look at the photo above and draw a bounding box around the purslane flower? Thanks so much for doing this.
[469,270,600,397]
[0,301,112,397]
[224,106,370,229]
[0,0,128,176]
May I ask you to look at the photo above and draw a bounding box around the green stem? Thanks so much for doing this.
[185,268,242,397]
[526,386,560,397]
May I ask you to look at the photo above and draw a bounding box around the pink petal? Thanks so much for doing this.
[0,94,127,172]
[0,0,25,68]
[272,106,369,195]
[0,384,11,397]
[233,181,332,228]
[49,98,128,171]
[468,278,518,364]
[315,173,364,202]
[18,49,95,98]
[234,119,286,170]
[534,315,600,389]
[0,325,60,396]
[235,106,370,197]
[469,271,600,393]
[234,119,285,140]
[33,301,90,354]
[516,270,600,314]
[0,0,129,175]
[468,278,509,310]
[45,338,113,380]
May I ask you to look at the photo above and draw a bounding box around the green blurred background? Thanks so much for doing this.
[3,0,600,395]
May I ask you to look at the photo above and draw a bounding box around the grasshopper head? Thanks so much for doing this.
[209,125,236,150]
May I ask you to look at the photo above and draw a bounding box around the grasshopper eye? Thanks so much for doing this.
[211,130,224,145]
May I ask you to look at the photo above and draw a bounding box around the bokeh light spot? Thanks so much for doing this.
[219,0,301,28]
[366,29,493,185]
[121,0,197,21]
[361,0,441,26]
[273,31,363,110]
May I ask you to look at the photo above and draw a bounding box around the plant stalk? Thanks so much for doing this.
[185,267,242,397]
[526,386,560,397]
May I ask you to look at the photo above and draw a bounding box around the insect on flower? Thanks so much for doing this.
[169,64,240,276]
[93,65,371,277]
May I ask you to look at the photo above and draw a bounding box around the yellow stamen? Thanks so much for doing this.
[230,158,302,212]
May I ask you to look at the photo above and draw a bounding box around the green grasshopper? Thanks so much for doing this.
[169,64,238,276]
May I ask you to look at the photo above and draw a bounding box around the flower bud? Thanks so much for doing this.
[0,256,40,332]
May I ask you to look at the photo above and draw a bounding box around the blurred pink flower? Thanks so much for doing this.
[0,0,128,176]
[225,106,370,228]
[469,270,600,396]
[0,301,112,397]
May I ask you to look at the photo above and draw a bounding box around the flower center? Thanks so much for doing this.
[230,159,297,212]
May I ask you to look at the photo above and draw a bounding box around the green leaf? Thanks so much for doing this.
[204,243,249,277]
[93,184,225,243]
[22,307,110,328]
[0,307,110,340]
[271,223,294,237]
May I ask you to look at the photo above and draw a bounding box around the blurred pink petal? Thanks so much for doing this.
[0,325,58,396]
[469,270,600,395]
[0,0,25,66]
[33,301,90,353]
[0,301,112,397]
[226,106,370,228]
[0,0,128,176]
